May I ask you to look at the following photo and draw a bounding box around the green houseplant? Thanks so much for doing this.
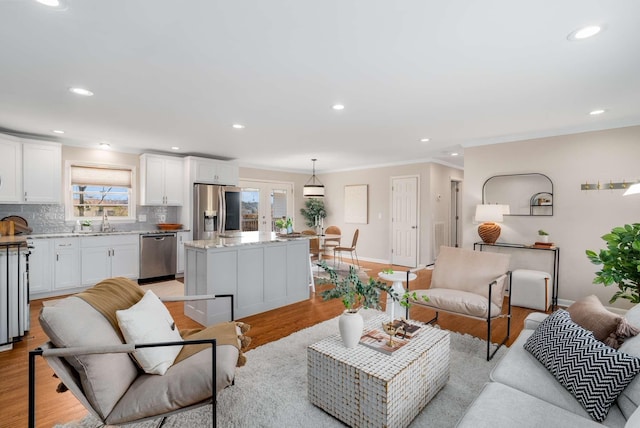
[300,198,326,228]
[586,223,640,304]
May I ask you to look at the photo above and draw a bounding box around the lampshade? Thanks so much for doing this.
[475,204,504,244]
[475,204,504,223]
[303,158,325,198]
[623,183,640,196]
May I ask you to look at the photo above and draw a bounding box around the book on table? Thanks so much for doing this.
[359,329,410,355]
[390,319,421,338]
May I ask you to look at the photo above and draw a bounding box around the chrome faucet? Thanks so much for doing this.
[101,211,111,232]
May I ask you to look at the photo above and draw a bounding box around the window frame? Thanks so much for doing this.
[64,160,137,223]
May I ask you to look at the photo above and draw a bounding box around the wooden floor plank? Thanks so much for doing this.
[0,258,542,427]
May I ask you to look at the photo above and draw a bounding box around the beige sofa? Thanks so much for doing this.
[457,304,640,427]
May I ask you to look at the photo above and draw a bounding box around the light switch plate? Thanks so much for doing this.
[138,214,147,222]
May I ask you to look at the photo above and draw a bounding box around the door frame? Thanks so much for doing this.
[390,175,420,267]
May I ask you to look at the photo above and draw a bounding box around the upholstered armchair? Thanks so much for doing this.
[408,246,512,360]
[29,277,248,428]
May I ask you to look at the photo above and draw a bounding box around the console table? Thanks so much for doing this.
[473,242,560,310]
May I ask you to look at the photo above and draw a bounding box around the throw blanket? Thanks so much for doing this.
[76,277,250,367]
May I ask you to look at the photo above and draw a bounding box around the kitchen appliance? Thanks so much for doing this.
[193,183,241,240]
[139,233,177,282]
[0,241,29,348]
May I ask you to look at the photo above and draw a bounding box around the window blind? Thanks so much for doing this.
[71,165,132,187]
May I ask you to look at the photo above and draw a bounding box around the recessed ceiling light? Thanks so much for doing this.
[99,142,111,150]
[332,104,345,110]
[36,0,60,6]
[69,87,94,96]
[171,146,180,151]
[420,138,430,143]
[232,124,245,129]
[589,109,606,115]
[52,129,65,134]
[450,152,459,157]
[567,25,602,41]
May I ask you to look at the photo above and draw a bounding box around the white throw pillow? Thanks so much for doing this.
[116,290,183,375]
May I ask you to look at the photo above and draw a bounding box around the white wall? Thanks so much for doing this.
[463,125,640,310]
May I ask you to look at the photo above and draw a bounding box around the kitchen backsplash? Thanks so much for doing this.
[0,204,179,234]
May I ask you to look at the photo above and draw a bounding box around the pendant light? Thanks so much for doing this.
[303,158,325,198]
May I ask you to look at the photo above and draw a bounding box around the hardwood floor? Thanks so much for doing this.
[0,259,542,427]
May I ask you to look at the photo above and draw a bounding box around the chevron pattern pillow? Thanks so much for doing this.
[524,309,640,422]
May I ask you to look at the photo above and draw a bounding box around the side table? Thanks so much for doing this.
[307,314,449,428]
[378,271,417,321]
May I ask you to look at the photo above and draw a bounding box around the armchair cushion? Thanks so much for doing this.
[116,290,184,375]
[411,288,503,318]
[39,297,139,420]
[431,246,510,308]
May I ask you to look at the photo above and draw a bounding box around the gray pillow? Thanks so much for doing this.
[524,310,640,422]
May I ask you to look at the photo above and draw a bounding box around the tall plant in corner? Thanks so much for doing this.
[586,223,640,304]
[300,198,326,227]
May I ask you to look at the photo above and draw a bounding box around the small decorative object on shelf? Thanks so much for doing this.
[359,328,409,354]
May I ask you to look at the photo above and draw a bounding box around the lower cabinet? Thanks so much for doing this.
[81,235,139,286]
[53,238,81,291]
[176,231,190,275]
[28,239,52,295]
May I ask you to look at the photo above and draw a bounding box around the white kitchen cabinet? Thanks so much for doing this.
[53,238,81,290]
[176,230,191,275]
[190,156,239,185]
[22,141,62,203]
[140,154,184,206]
[81,235,139,286]
[0,137,22,202]
[0,137,61,204]
[28,239,53,296]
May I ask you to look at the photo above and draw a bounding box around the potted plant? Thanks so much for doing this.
[300,199,326,228]
[274,218,287,234]
[586,223,640,304]
[317,261,426,347]
[81,220,92,232]
[538,229,549,243]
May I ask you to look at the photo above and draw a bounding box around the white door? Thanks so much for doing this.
[240,180,294,233]
[391,176,419,267]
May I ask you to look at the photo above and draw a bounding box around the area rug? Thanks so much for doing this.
[55,309,506,428]
[312,262,371,284]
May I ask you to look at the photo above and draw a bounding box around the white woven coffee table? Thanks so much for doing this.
[307,314,450,428]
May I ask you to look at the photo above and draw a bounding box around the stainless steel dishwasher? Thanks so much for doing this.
[139,232,177,281]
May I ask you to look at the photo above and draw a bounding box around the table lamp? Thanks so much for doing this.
[475,204,504,244]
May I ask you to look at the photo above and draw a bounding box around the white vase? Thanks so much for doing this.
[339,310,364,348]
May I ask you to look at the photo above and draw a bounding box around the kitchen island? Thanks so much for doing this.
[183,232,311,325]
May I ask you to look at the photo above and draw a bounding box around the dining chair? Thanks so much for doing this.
[322,225,341,256]
[333,229,360,269]
[302,230,320,292]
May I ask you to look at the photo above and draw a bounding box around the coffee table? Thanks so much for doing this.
[307,313,450,427]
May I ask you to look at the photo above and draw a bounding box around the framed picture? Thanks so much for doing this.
[344,184,368,224]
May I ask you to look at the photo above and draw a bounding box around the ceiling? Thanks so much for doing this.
[1,1,639,173]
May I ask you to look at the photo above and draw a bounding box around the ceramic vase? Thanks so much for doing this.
[540,235,549,243]
[339,310,364,348]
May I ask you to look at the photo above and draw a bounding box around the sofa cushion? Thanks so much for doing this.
[39,297,139,420]
[456,382,605,428]
[524,310,640,422]
[116,290,183,375]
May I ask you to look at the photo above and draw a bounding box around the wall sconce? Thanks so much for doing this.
[624,183,640,196]
[475,204,504,244]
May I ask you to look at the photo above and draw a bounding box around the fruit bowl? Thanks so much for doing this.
[156,223,183,231]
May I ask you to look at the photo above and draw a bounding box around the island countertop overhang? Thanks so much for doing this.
[184,231,310,250]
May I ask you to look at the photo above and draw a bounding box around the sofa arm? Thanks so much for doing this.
[524,312,549,330]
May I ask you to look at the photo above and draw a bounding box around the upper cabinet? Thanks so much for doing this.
[139,154,184,206]
[188,156,239,185]
[0,136,61,204]
[483,173,554,216]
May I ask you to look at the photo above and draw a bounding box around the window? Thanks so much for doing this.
[67,164,135,221]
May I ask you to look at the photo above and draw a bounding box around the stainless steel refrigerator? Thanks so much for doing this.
[193,183,242,240]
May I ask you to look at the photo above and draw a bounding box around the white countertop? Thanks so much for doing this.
[185,231,310,249]
[25,229,190,239]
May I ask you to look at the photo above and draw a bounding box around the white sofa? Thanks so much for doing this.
[457,305,640,427]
